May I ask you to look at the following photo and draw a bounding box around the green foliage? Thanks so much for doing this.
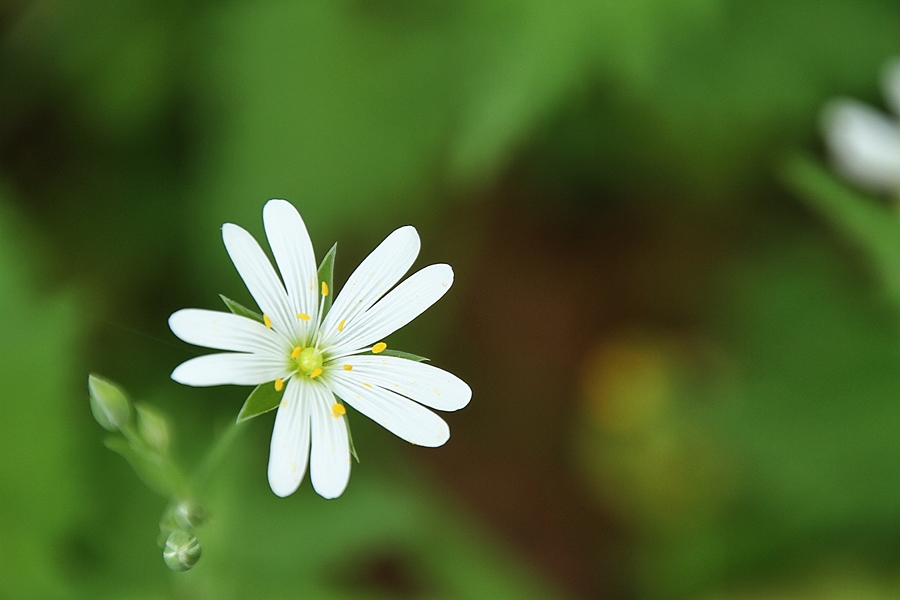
[535,1,900,201]
[783,154,900,309]
[577,211,900,599]
[693,228,900,596]
[182,0,721,250]
[0,190,85,600]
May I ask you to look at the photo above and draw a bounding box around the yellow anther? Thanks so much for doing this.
[372,342,387,354]
[309,368,323,379]
[296,313,310,321]
[343,364,353,371]
[274,378,284,392]
[331,403,346,417]
[321,281,329,297]
[263,314,272,329]
[291,346,302,359]
[363,383,372,388]
[338,319,346,332]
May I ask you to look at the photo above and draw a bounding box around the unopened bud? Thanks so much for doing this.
[174,500,207,529]
[88,374,131,432]
[163,530,201,572]
[135,403,171,453]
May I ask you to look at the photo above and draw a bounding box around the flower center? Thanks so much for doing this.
[292,347,323,378]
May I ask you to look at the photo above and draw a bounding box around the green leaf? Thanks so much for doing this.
[317,242,337,318]
[220,294,264,323]
[104,437,181,498]
[236,382,284,423]
[376,349,430,362]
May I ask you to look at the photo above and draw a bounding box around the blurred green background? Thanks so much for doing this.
[3,0,900,598]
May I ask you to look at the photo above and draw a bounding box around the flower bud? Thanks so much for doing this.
[135,403,171,454]
[88,374,131,432]
[163,530,201,572]
[174,500,207,529]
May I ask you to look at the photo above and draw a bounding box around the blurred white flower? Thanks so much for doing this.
[169,200,471,499]
[821,58,900,193]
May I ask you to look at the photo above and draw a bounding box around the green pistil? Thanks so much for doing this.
[293,347,323,377]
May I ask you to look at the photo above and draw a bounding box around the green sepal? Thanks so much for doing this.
[375,349,430,362]
[317,242,337,318]
[236,382,284,423]
[104,436,181,498]
[219,294,264,323]
[343,407,360,463]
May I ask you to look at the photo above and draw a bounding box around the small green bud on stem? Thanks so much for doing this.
[174,500,207,529]
[135,403,171,453]
[88,374,131,432]
[163,530,201,572]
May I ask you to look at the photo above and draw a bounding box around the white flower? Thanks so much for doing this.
[168,199,471,499]
[821,57,900,193]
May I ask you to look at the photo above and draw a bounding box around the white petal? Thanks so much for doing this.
[171,353,288,386]
[321,226,420,338]
[263,200,319,340]
[267,379,311,497]
[169,309,289,355]
[335,355,470,411]
[881,57,900,117]
[308,384,351,499]
[328,264,452,355]
[821,98,900,192]
[330,376,450,447]
[222,223,299,337]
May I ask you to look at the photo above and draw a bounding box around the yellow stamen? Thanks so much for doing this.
[332,403,346,417]
[338,319,346,332]
[309,367,323,379]
[263,314,272,329]
[274,378,284,392]
[372,342,387,354]
[290,346,302,359]
[321,281,329,297]
[343,364,353,371]
[296,313,310,321]
[363,383,372,388]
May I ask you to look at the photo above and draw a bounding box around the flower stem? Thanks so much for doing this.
[157,420,245,547]
[192,419,245,492]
